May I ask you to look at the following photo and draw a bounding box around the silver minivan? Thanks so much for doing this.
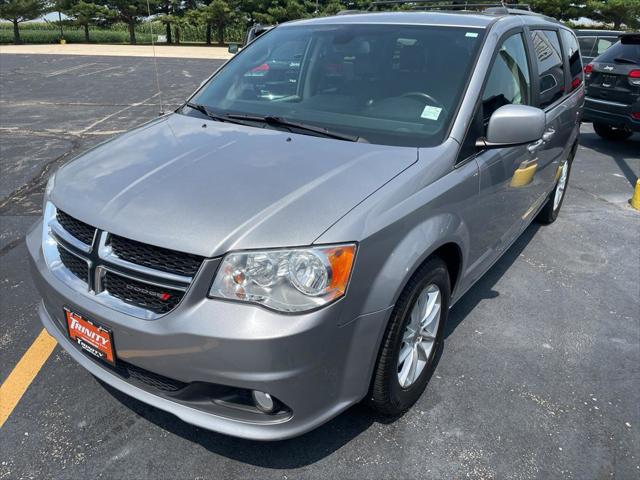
[28,10,583,440]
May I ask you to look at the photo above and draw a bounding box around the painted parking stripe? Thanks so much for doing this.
[0,329,57,428]
[46,63,96,77]
[78,65,121,77]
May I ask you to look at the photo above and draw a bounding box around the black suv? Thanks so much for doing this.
[583,32,640,140]
[575,29,623,63]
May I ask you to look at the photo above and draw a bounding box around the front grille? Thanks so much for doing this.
[47,203,200,317]
[114,361,188,392]
[102,271,184,315]
[110,234,203,277]
[57,245,89,283]
[56,210,96,245]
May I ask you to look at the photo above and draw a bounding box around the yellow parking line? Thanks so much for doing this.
[0,329,57,428]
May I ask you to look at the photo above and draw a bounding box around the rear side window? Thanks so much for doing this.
[560,29,583,92]
[596,38,615,56]
[578,37,596,58]
[596,41,640,63]
[481,33,531,123]
[530,29,565,108]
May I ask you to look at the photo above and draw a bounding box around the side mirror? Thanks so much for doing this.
[228,43,239,54]
[476,104,545,148]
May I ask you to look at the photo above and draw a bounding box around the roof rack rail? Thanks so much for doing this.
[368,1,531,12]
[484,6,559,23]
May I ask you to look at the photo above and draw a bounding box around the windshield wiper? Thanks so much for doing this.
[224,113,362,142]
[184,105,363,142]
[613,57,637,64]
[184,102,224,121]
[183,102,251,126]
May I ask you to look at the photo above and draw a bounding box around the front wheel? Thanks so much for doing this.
[593,122,633,141]
[367,257,450,416]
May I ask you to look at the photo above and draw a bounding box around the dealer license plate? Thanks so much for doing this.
[65,308,116,366]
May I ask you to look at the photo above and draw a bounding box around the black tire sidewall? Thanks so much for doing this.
[593,122,633,141]
[387,259,450,411]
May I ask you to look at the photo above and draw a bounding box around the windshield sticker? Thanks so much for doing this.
[465,32,479,38]
[421,105,442,121]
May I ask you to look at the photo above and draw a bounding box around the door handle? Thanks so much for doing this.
[542,128,556,142]
[527,139,544,154]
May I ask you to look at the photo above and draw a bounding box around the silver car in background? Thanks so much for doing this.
[28,10,583,440]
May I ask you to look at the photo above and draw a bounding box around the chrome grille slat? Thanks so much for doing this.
[56,209,96,246]
[109,234,203,277]
[98,232,194,284]
[57,244,90,283]
[50,219,92,253]
[103,271,184,315]
[42,203,201,319]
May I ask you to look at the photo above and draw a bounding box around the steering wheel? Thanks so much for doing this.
[399,92,447,115]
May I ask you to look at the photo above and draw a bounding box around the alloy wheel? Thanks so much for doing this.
[397,283,442,388]
[553,161,569,211]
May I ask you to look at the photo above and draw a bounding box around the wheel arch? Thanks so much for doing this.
[387,239,464,312]
[430,242,463,294]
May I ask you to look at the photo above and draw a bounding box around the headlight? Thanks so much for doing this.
[209,244,356,313]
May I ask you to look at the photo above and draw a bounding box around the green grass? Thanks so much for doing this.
[0,22,243,45]
[0,24,153,45]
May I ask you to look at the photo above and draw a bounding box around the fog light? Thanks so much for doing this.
[252,390,275,413]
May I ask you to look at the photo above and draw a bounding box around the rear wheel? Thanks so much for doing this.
[537,146,574,224]
[367,257,450,416]
[593,122,633,141]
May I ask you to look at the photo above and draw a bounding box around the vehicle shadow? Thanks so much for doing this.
[99,379,396,468]
[578,130,640,186]
[97,222,541,468]
[445,221,541,338]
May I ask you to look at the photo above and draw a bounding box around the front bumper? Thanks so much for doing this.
[583,96,640,131]
[27,221,391,440]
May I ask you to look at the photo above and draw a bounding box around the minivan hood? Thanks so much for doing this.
[51,113,417,257]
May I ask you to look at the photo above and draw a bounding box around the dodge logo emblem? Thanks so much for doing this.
[126,283,171,301]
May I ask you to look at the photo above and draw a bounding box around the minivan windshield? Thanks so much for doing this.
[189,24,485,147]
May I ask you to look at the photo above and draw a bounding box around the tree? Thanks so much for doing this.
[61,1,111,42]
[157,0,178,43]
[0,0,48,44]
[321,1,344,16]
[254,0,313,24]
[196,0,235,45]
[530,0,578,21]
[99,0,158,44]
[587,0,640,29]
[158,12,178,43]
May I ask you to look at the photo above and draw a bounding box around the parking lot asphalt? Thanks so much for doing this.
[0,54,639,480]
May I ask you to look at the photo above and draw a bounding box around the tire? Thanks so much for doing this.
[536,145,575,225]
[593,122,633,141]
[367,257,450,416]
